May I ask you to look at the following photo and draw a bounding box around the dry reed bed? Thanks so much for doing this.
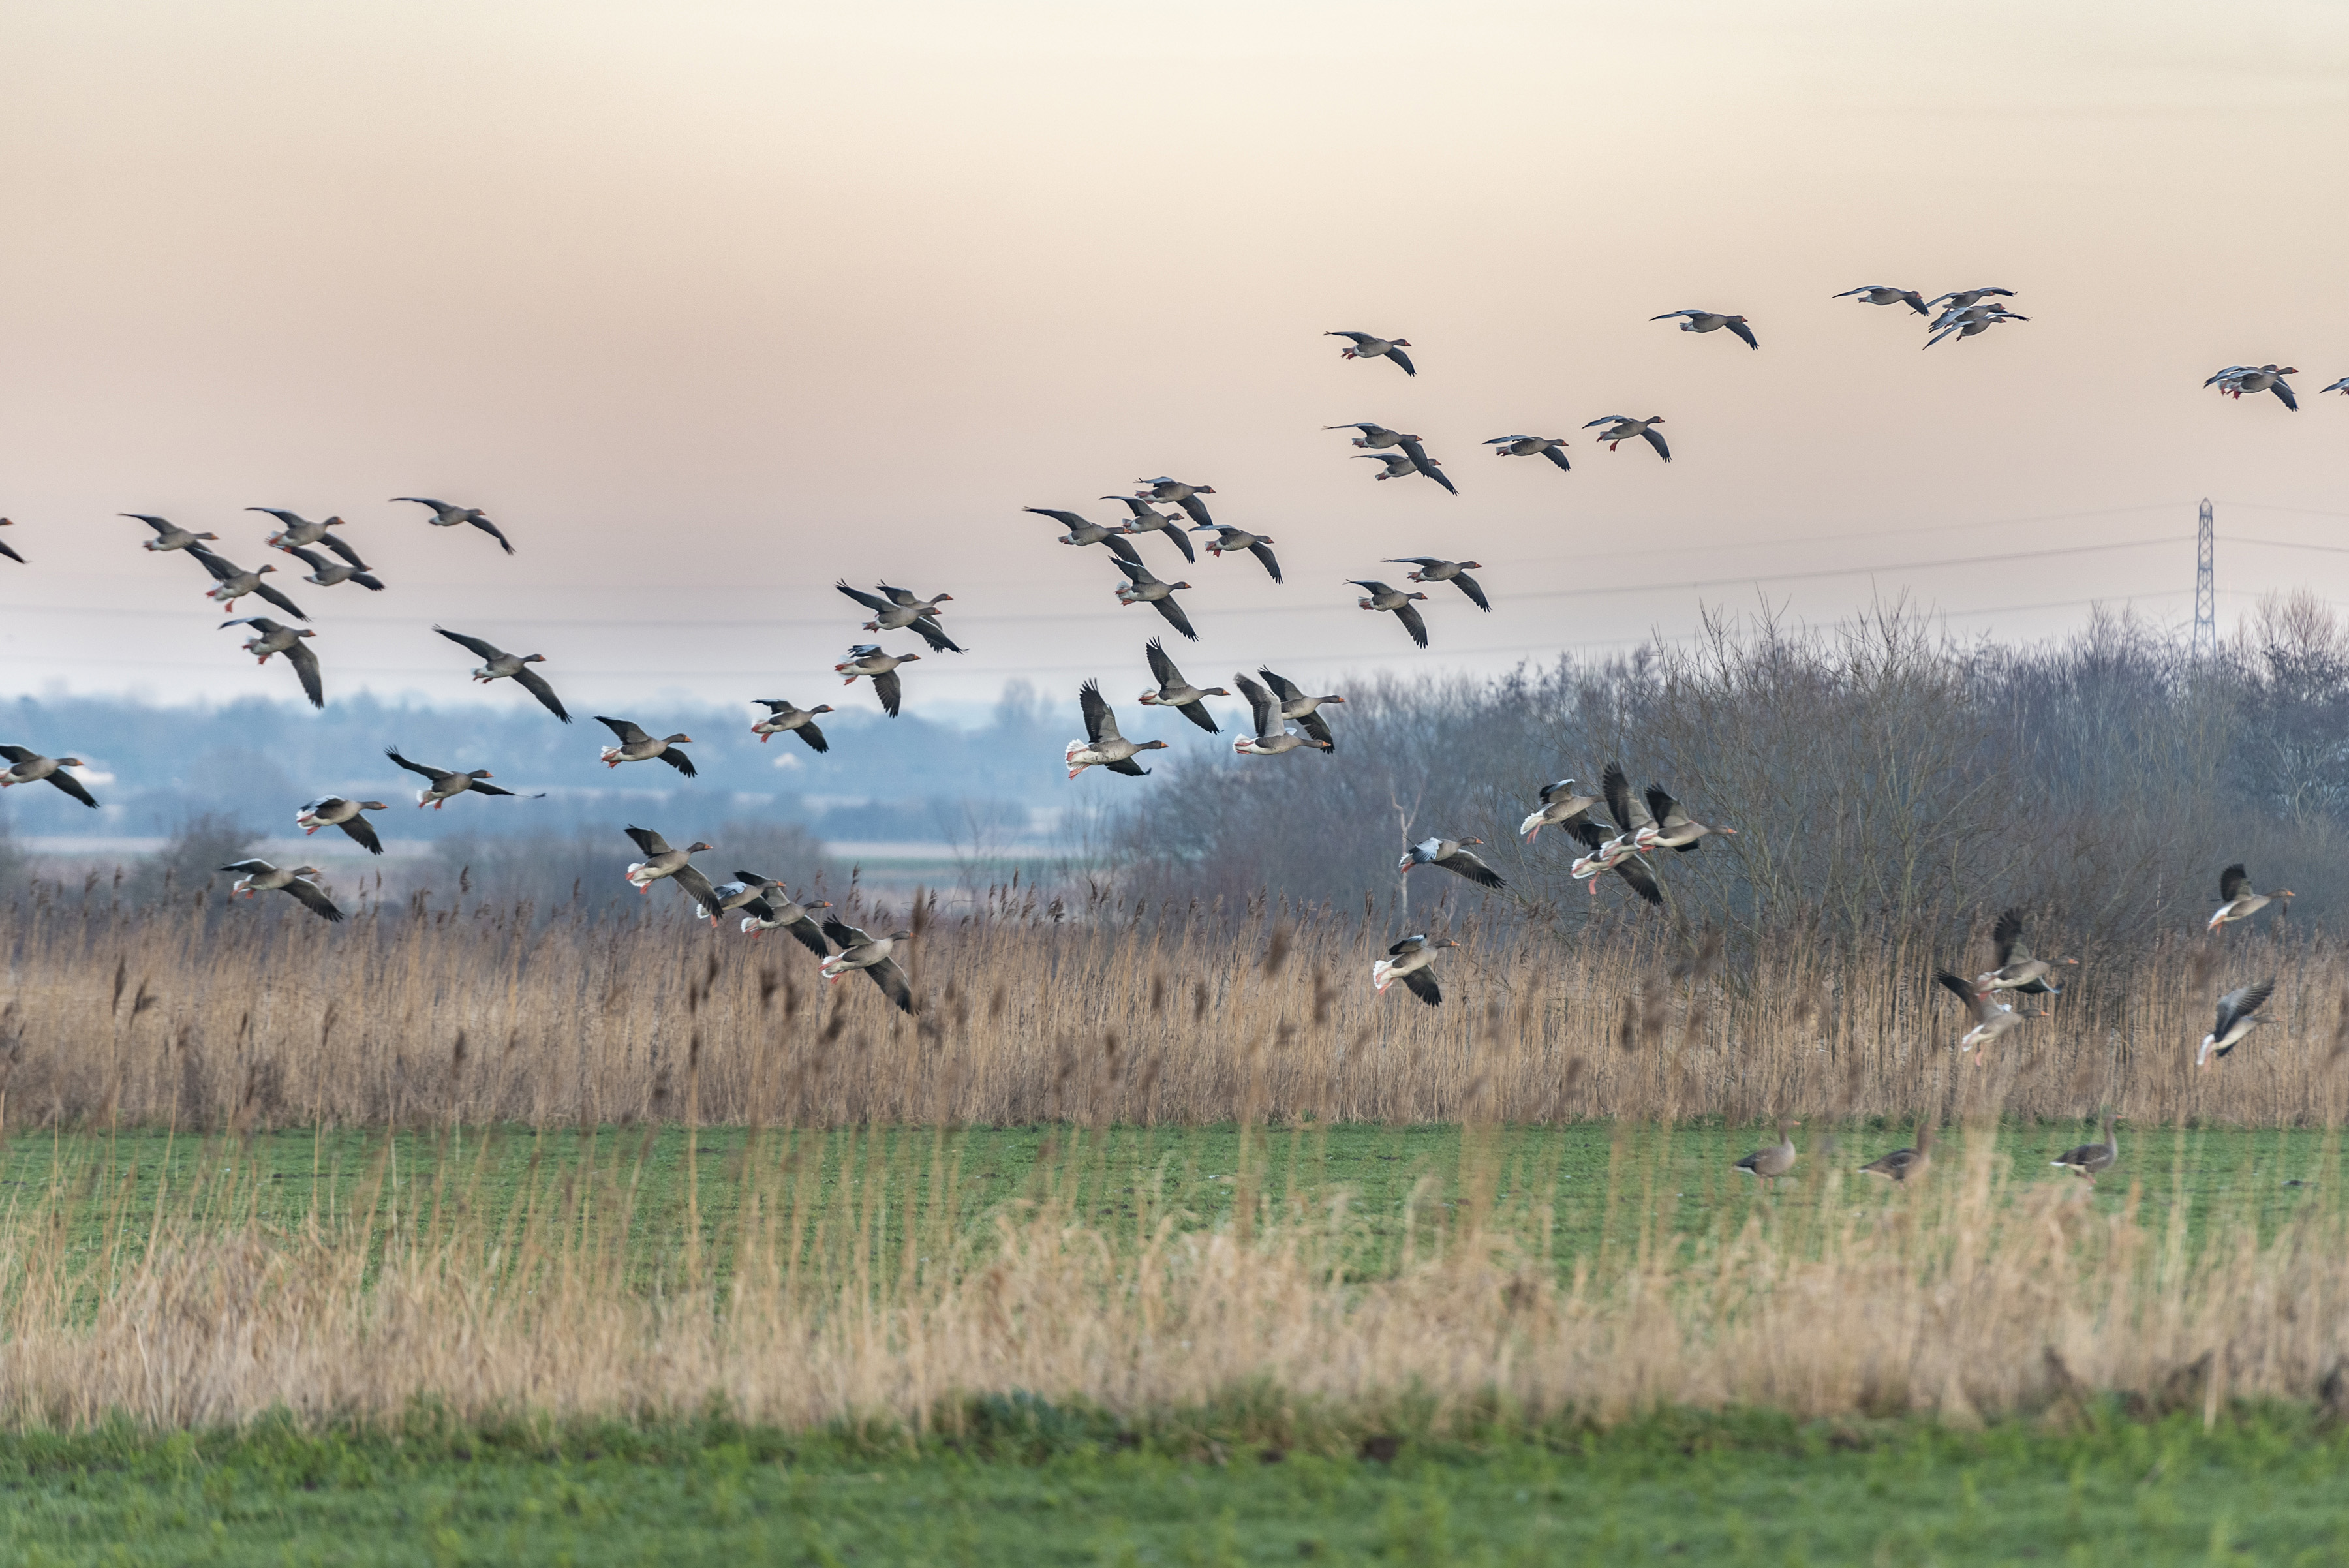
[1,885,2343,1128]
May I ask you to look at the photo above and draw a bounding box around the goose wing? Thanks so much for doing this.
[2218,863,2250,902]
[1174,493,1215,530]
[1105,757,1152,777]
[657,746,698,778]
[1541,444,1572,472]
[821,917,872,949]
[1145,637,1180,686]
[1099,495,1151,518]
[338,814,385,855]
[281,877,345,923]
[1246,540,1283,582]
[1612,855,1663,906]
[1112,556,1159,586]
[624,825,672,857]
[598,716,651,744]
[45,768,100,808]
[1150,594,1197,642]
[1394,602,1429,647]
[1602,762,1650,833]
[1174,699,1218,735]
[1644,785,1691,837]
[284,638,324,709]
[318,533,368,569]
[1436,846,1505,888]
[1451,571,1490,611]
[1400,965,1441,1004]
[1296,709,1335,752]
[1159,525,1197,564]
[2213,979,2276,1038]
[435,626,507,662]
[512,665,570,722]
[1079,679,1121,745]
[1387,346,1415,377]
[1991,908,2026,969]
[1727,319,1759,350]
[1639,427,1672,462]
[1235,673,1279,739]
[782,912,832,957]
[795,719,829,753]
[864,956,917,1015]
[1258,668,1305,706]
[284,546,331,573]
[873,669,904,716]
[184,545,239,583]
[1026,508,1090,529]
[465,780,536,798]
[906,616,964,653]
[834,581,891,613]
[253,582,310,620]
[385,746,448,782]
[1104,532,1144,566]
[469,515,517,555]
[2273,380,2300,412]
[1936,968,1988,1024]
[671,863,722,914]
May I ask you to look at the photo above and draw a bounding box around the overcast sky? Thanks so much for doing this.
[3,0,2346,722]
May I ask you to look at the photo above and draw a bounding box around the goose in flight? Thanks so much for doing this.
[392,497,515,555]
[1974,908,2074,997]
[2323,376,2349,396]
[597,716,696,776]
[1568,816,1662,906]
[186,546,307,619]
[2209,863,2292,929]
[282,545,384,591]
[1518,777,1598,844]
[1859,1124,1934,1182]
[1191,521,1282,582]
[1935,968,2032,1057]
[2197,979,2277,1068]
[834,582,965,653]
[220,859,344,922]
[1259,668,1342,752]
[1067,679,1167,778]
[737,882,833,953]
[1734,1121,1799,1183]
[1926,286,2015,311]
[835,645,918,716]
[1584,416,1670,461]
[1372,934,1458,1006]
[1398,835,1505,889]
[296,796,389,854]
[1349,580,1430,647]
[2203,364,2299,411]
[1652,309,1758,349]
[1134,478,1218,529]
[1398,437,1457,495]
[1924,304,2028,348]
[2049,1113,2117,1184]
[221,617,324,708]
[1639,783,1735,852]
[0,519,19,564]
[125,514,218,553]
[622,825,721,914]
[1231,673,1331,757]
[1834,285,1928,315]
[1325,331,1415,376]
[0,747,98,808]
[1111,559,1198,641]
[1025,507,1144,566]
[1387,557,1488,611]
[820,918,917,1014]
[1599,763,1656,859]
[1485,434,1571,471]
[249,508,360,559]
[435,627,570,722]
[1326,422,1413,450]
[1099,496,1197,564]
[1137,639,1227,734]
[751,699,832,751]
[385,745,539,808]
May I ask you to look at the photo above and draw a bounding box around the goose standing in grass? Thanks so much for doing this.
[737,881,833,953]
[1734,1121,1799,1183]
[834,582,965,653]
[1834,285,1929,315]
[1652,309,1758,349]
[621,825,721,912]
[1399,836,1505,889]
[1259,668,1342,752]
[1327,422,1413,450]
[1231,673,1332,758]
[1134,478,1218,529]
[1518,778,1599,844]
[186,546,307,619]
[1584,416,1670,461]
[1066,679,1168,778]
[1349,580,1431,648]
[392,497,515,555]
[219,859,344,922]
[249,508,360,558]
[2050,1113,2117,1184]
[1137,639,1227,734]
[282,544,384,591]
[386,746,538,808]
[1936,968,2032,1057]
[597,716,696,776]
[1325,331,1415,375]
[751,699,832,750]
[1638,784,1735,852]
[1372,934,1458,1006]
[2204,364,2299,411]
[435,628,570,721]
[1860,1124,1935,1182]
[1924,305,2028,348]
[1111,559,1199,641]
[1568,816,1663,906]
[1190,521,1282,583]
[2209,863,2292,929]
[1484,434,1571,471]
[820,918,917,1013]
[125,514,217,553]
[1974,908,2075,997]
[1599,763,1657,859]
[1100,496,1197,564]
[296,796,388,853]
[0,519,23,564]
[2197,979,2277,1068]
[1386,557,1489,611]
[835,645,919,716]
[220,617,323,707]
[1026,508,1144,566]
[0,747,99,808]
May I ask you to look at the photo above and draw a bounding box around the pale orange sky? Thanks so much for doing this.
[3,1,2346,715]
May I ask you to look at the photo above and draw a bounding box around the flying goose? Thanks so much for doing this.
[835,645,918,716]
[622,825,722,913]
[1067,679,1168,778]
[1190,521,1282,582]
[186,546,307,619]
[0,747,98,808]
[2209,863,2292,929]
[1326,422,1414,449]
[737,880,833,953]
[124,514,217,553]
[1935,968,2032,1056]
[1639,784,1735,852]
[1396,437,1456,495]
[2049,1113,2117,1184]
[597,716,696,775]
[1484,434,1571,471]
[1834,285,1928,315]
[0,519,21,564]
[1567,816,1663,906]
[392,497,515,554]
[1599,763,1656,858]
[385,745,538,808]
[1386,557,1488,611]
[1652,309,1758,349]
[1859,1124,1934,1183]
[820,918,917,1013]
[1734,1121,1798,1182]
[2323,376,2349,396]
[282,544,384,591]
[1111,558,1199,641]
[1025,508,1144,566]
[435,627,570,722]
[1924,305,2028,348]
[1099,496,1197,564]
[2197,978,2277,1068]
[1925,287,2016,310]
[1134,478,1218,529]
[1231,673,1331,757]
[296,796,389,853]
[1372,934,1458,1006]
[1584,416,1670,461]
[1357,451,1422,483]
[1349,580,1430,648]
[1974,908,2074,996]
[1137,638,1227,734]
[2203,364,2299,411]
[1325,331,1415,375]
[751,699,832,750]
[1518,777,1598,844]
[834,582,964,653]
[249,509,363,562]
[1398,836,1505,889]
[219,859,343,922]
[1259,668,1342,752]
[220,617,324,708]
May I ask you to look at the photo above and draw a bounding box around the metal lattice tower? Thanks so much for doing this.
[2193,498,2216,661]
